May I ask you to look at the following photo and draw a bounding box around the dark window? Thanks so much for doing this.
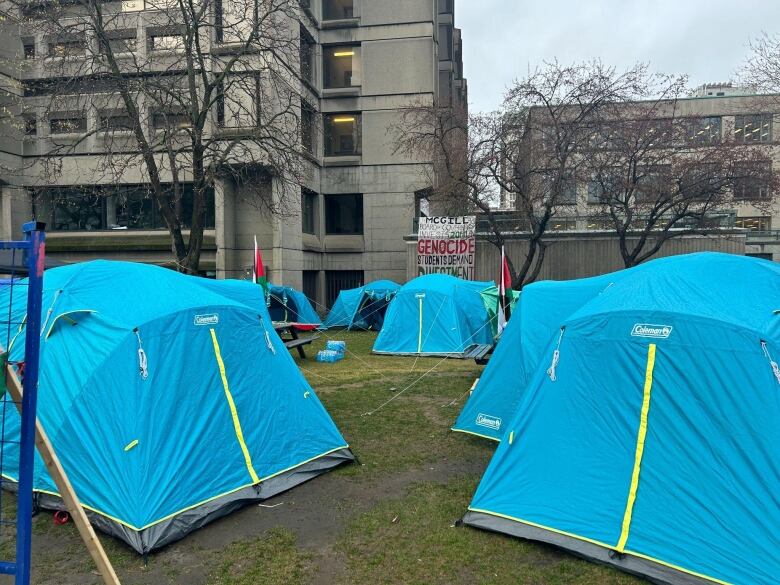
[735,216,771,232]
[549,219,577,231]
[302,189,317,235]
[635,165,671,203]
[324,113,361,156]
[99,111,134,131]
[100,30,137,54]
[301,101,316,153]
[438,24,452,60]
[325,194,363,235]
[438,0,454,14]
[49,115,86,134]
[22,39,35,59]
[216,75,259,128]
[322,0,354,20]
[680,163,721,200]
[326,270,363,308]
[299,26,315,84]
[323,45,360,89]
[587,172,620,203]
[34,184,215,231]
[542,171,577,205]
[151,109,191,130]
[438,70,452,105]
[23,115,37,136]
[734,114,772,143]
[686,116,722,144]
[303,270,318,305]
[733,161,772,200]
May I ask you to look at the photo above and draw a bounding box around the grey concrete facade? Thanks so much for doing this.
[0,0,467,310]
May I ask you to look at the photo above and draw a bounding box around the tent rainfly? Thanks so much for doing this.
[267,284,321,329]
[0,261,353,554]
[453,272,620,441]
[321,280,401,330]
[464,253,780,585]
[373,274,495,358]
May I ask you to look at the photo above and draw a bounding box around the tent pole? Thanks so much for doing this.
[3,363,121,585]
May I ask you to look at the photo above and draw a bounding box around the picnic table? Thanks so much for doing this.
[273,322,320,359]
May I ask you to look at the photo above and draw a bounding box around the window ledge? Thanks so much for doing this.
[322,87,361,98]
[49,132,86,140]
[323,155,361,167]
[320,17,360,29]
[324,234,364,252]
[99,130,135,138]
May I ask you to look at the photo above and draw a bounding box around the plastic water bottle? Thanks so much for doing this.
[316,350,344,363]
[326,340,346,354]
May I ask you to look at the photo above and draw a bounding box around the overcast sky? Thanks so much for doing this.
[455,0,780,113]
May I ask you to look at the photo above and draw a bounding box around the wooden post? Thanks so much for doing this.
[4,363,121,585]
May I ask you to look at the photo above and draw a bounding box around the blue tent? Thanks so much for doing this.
[452,272,621,441]
[321,280,400,330]
[0,261,353,553]
[268,284,321,328]
[464,253,780,585]
[373,274,495,357]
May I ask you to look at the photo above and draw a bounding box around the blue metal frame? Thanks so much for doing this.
[0,222,46,584]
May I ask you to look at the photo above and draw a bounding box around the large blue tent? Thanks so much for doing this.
[373,274,495,357]
[267,284,321,328]
[464,253,780,585]
[0,261,352,553]
[321,280,400,330]
[452,272,621,441]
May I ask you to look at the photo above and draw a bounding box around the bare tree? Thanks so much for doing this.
[585,77,777,267]
[392,60,656,288]
[2,0,308,273]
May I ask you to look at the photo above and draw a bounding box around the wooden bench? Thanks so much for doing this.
[274,323,319,359]
[462,343,494,364]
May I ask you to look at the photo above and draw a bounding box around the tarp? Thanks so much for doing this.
[464,253,780,585]
[321,280,400,330]
[373,274,495,357]
[0,261,352,553]
[267,284,321,329]
[454,272,620,441]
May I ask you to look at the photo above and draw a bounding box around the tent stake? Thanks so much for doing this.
[4,362,121,585]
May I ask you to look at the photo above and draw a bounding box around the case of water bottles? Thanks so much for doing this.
[316,340,347,363]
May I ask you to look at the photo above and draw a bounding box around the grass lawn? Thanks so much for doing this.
[2,331,645,585]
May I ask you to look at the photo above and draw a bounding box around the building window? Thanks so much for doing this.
[635,165,671,203]
[302,189,317,235]
[438,0,453,14]
[735,216,771,232]
[47,38,85,58]
[549,219,577,231]
[151,108,192,131]
[686,116,721,144]
[301,101,316,154]
[22,39,35,59]
[217,74,260,128]
[326,270,363,308]
[148,33,184,51]
[733,161,772,200]
[100,30,137,54]
[49,115,86,134]
[303,270,319,306]
[322,0,354,20]
[299,26,315,84]
[438,24,452,61]
[438,70,452,105]
[98,110,134,132]
[542,171,577,205]
[325,194,363,235]
[34,184,215,231]
[324,113,361,156]
[23,115,37,136]
[323,45,361,89]
[734,114,772,143]
[214,0,254,43]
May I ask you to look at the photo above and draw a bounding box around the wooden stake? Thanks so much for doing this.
[4,363,121,585]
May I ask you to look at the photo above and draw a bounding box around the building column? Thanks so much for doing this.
[215,177,236,280]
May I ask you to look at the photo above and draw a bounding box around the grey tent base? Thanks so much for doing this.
[33,447,354,555]
[462,511,716,585]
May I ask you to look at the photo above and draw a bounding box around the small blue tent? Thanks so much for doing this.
[464,253,780,585]
[0,261,353,553]
[452,272,621,441]
[373,274,494,357]
[321,280,400,330]
[268,284,321,328]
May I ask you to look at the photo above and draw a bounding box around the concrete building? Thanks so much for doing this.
[0,0,467,309]
[497,84,780,264]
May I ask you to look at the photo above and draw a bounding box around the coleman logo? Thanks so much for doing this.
[631,324,672,339]
[194,314,219,326]
[476,413,501,431]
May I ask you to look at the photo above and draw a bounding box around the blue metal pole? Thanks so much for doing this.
[15,221,45,585]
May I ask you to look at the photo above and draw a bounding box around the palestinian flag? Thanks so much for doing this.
[253,236,269,303]
[497,246,512,335]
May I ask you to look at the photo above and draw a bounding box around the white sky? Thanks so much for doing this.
[455,0,780,113]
